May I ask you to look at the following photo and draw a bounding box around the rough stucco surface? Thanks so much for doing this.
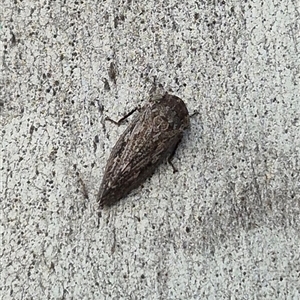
[1,0,299,299]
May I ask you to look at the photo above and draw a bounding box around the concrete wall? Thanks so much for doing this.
[1,0,299,299]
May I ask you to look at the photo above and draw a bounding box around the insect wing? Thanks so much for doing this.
[98,94,189,207]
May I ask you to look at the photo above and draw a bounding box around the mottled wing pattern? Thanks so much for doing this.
[109,108,179,186]
[98,94,189,206]
[100,105,178,202]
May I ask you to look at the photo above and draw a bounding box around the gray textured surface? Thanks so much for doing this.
[1,0,300,299]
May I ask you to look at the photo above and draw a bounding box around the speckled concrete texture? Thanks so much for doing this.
[1,0,299,299]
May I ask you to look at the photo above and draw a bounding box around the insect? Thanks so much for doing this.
[98,93,190,207]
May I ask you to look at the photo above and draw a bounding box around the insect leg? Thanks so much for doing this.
[105,107,138,125]
[167,138,183,173]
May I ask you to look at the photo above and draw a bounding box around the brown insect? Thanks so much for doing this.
[98,93,190,207]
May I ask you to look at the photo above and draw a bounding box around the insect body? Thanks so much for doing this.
[98,93,190,207]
